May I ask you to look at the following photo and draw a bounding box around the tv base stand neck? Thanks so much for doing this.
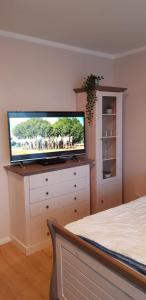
[71,155,79,162]
[38,157,66,166]
[14,161,26,168]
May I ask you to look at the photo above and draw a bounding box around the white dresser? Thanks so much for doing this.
[6,160,91,254]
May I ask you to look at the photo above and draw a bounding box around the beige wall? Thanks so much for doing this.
[0,36,114,241]
[115,52,146,202]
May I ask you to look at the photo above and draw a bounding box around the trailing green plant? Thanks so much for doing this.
[82,74,104,125]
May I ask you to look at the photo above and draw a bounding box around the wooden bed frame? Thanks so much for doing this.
[48,219,146,300]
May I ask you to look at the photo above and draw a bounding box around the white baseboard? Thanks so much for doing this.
[26,239,51,255]
[11,235,51,255]
[11,235,28,254]
[0,236,11,246]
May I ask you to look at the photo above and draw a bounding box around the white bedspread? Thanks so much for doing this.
[65,196,146,265]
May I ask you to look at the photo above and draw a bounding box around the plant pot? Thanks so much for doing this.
[106,108,112,114]
[104,172,112,179]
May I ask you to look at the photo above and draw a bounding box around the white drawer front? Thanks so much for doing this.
[29,165,89,189]
[30,188,90,217]
[59,200,90,225]
[31,215,48,231]
[31,228,49,244]
[30,199,90,233]
[31,198,90,244]
[29,177,89,203]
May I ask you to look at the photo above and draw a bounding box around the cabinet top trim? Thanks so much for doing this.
[4,158,93,176]
[74,85,127,94]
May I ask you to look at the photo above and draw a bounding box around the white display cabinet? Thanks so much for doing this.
[75,85,126,213]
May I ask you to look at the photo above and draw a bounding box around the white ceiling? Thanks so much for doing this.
[1,0,146,56]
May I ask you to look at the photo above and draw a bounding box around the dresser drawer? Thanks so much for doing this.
[29,177,89,203]
[55,200,90,225]
[31,199,90,244]
[31,214,48,231]
[30,188,90,217]
[31,228,49,244]
[30,199,90,232]
[29,165,89,189]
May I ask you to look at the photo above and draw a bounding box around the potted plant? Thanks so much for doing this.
[82,74,104,125]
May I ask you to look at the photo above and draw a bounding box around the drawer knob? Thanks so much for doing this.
[73,184,77,188]
[74,209,77,213]
[73,172,77,175]
[46,205,49,209]
[45,192,49,195]
[46,232,50,236]
[45,178,48,182]
[101,200,104,204]
[74,197,77,200]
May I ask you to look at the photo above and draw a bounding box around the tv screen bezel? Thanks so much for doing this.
[7,111,86,163]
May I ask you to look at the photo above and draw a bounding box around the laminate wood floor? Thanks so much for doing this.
[0,242,52,300]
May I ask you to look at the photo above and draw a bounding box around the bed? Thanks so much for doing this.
[48,196,146,300]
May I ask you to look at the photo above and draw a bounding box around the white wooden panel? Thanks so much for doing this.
[61,248,131,300]
[64,287,80,300]
[8,172,30,245]
[99,178,122,211]
[29,177,89,203]
[63,266,104,300]
[29,165,89,189]
[56,236,146,300]
[63,276,89,300]
[116,93,123,180]
[63,262,113,300]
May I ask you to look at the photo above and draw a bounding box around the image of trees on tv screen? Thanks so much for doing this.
[10,117,85,155]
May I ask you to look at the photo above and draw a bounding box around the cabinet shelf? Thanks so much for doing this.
[103,175,116,180]
[101,136,116,139]
[103,157,116,161]
[102,114,116,116]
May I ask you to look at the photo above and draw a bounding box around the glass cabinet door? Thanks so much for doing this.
[102,96,117,180]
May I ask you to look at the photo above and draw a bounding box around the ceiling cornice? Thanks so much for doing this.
[0,30,114,59]
[113,46,146,59]
[0,30,146,60]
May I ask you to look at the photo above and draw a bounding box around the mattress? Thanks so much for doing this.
[65,196,146,275]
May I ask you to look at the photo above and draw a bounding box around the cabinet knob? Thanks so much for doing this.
[73,184,77,188]
[45,192,49,195]
[45,178,48,182]
[46,232,50,236]
[74,197,77,200]
[46,205,49,209]
[73,172,77,175]
[74,209,77,213]
[101,200,104,204]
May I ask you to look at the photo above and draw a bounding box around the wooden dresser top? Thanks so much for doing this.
[4,158,93,176]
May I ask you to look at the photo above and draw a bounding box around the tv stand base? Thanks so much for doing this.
[38,157,66,166]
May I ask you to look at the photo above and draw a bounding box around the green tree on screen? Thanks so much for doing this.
[13,119,52,138]
[13,117,84,143]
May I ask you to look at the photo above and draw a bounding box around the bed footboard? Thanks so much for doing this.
[48,220,146,300]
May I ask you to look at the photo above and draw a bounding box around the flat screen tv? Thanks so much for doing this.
[7,111,86,164]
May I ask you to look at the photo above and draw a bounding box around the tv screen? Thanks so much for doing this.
[7,111,86,163]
